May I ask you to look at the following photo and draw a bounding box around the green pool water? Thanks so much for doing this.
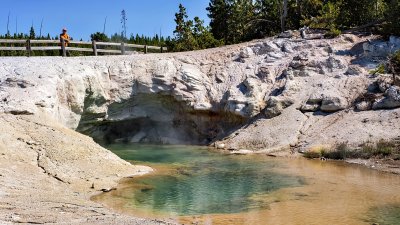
[97,144,400,224]
[107,144,306,215]
[364,205,400,225]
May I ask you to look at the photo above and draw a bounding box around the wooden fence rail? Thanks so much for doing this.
[0,39,167,57]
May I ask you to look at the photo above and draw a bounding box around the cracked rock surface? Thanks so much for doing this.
[0,114,166,224]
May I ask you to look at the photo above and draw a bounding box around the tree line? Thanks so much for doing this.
[205,0,400,45]
[158,0,400,51]
[90,32,168,47]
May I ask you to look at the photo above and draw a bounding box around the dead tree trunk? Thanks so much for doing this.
[281,0,288,32]
[296,0,302,20]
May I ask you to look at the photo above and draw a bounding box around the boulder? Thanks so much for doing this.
[377,74,393,92]
[373,86,400,109]
[239,47,254,58]
[324,56,346,72]
[253,42,280,55]
[345,65,364,76]
[389,36,400,52]
[363,40,396,57]
[264,97,294,118]
[282,42,294,53]
[320,96,348,112]
[289,54,309,73]
[307,93,324,104]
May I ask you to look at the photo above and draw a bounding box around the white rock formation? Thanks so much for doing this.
[1,34,400,151]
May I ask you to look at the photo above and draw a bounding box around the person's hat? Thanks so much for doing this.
[62,28,67,31]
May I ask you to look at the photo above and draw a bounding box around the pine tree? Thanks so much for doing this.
[29,26,35,39]
[90,32,109,42]
[173,4,189,40]
[383,0,400,36]
[227,0,255,43]
[171,4,198,51]
[338,0,386,28]
[207,0,230,41]
[193,17,222,49]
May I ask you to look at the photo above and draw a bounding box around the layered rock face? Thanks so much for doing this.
[0,52,249,144]
[1,34,400,151]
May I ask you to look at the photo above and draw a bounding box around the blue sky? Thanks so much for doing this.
[0,0,210,40]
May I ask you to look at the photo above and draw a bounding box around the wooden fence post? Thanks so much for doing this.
[61,38,66,57]
[121,42,125,55]
[92,40,98,56]
[26,39,31,57]
[160,46,163,53]
[144,45,148,54]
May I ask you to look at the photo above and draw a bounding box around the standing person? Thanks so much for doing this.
[59,28,70,56]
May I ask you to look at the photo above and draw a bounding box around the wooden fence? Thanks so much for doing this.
[0,39,167,57]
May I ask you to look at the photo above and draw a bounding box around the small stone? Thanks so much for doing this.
[246,64,254,69]
[356,101,372,111]
[301,103,320,112]
[216,143,226,149]
[100,187,116,192]
[278,30,293,38]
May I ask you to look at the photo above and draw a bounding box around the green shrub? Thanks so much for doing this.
[369,64,386,75]
[358,140,394,158]
[390,51,400,75]
[305,140,399,160]
[302,2,340,30]
[303,151,322,159]
[360,142,376,158]
[322,142,349,159]
[325,28,342,38]
[375,139,395,156]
